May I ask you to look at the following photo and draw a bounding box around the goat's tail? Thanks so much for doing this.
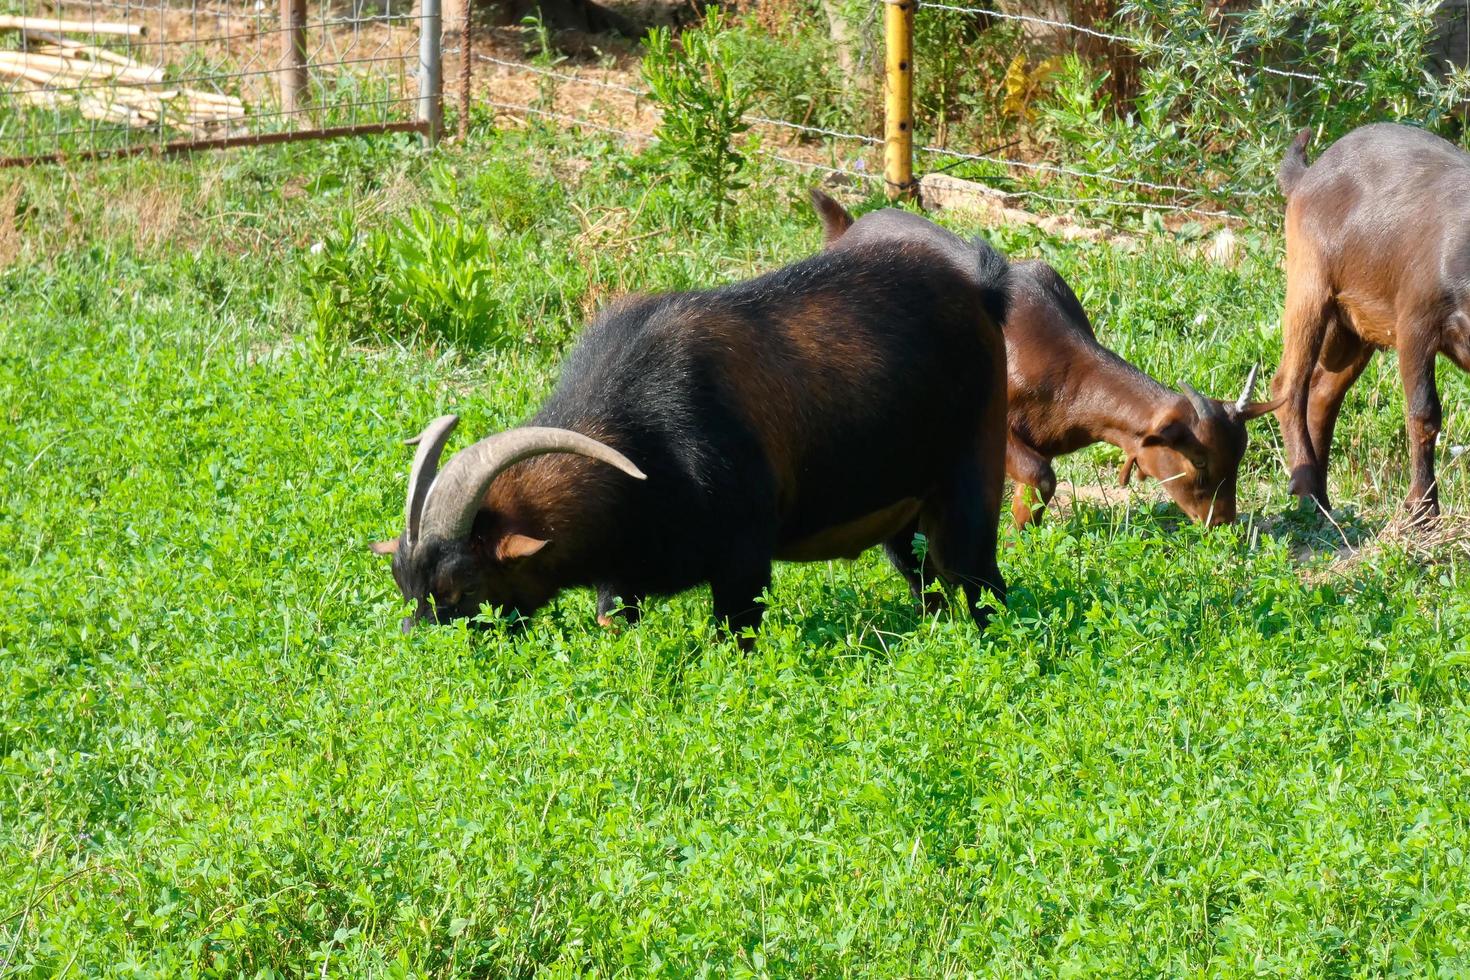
[807,187,854,247]
[972,237,1011,327]
[1278,128,1313,197]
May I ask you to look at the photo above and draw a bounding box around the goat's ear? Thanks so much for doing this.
[1118,456,1137,486]
[1140,418,1193,450]
[495,533,549,562]
[370,538,399,556]
[1233,396,1284,421]
[1141,418,1211,469]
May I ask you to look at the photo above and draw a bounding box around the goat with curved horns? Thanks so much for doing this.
[375,237,1012,642]
[810,188,1279,528]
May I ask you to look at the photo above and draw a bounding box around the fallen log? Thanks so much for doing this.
[26,31,158,77]
[177,87,244,109]
[0,49,161,85]
[0,15,145,38]
[9,81,245,128]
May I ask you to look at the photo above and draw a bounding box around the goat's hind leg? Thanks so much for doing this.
[1398,311,1446,520]
[882,518,945,615]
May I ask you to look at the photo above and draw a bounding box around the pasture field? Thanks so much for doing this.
[3,127,1470,975]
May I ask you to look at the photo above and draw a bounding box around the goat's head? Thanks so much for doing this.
[372,416,646,631]
[1119,366,1282,526]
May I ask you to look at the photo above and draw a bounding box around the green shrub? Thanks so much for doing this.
[1036,0,1470,207]
[303,205,535,351]
[642,7,755,221]
[725,16,868,139]
[912,9,1022,151]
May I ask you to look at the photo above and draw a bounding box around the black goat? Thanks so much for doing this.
[374,239,1012,643]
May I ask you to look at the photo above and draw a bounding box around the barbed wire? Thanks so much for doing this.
[742,113,883,146]
[918,1,1372,89]
[468,53,885,147]
[480,98,656,144]
[79,12,429,51]
[914,143,1262,200]
[462,52,1253,212]
[970,182,1237,218]
[472,52,645,97]
[480,98,1238,219]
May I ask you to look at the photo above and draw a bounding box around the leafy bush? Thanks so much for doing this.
[642,7,755,221]
[725,17,869,138]
[912,9,1022,150]
[303,204,498,349]
[1037,0,1470,206]
[299,147,589,352]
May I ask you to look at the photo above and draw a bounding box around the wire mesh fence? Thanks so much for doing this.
[462,36,1247,221]
[0,0,433,164]
[6,0,1468,226]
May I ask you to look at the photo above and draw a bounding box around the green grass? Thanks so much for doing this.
[3,124,1470,976]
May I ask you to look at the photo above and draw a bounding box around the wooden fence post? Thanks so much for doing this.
[278,0,307,121]
[418,0,443,144]
[457,10,471,142]
[883,0,915,201]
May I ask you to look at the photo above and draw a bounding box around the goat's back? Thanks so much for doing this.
[1288,124,1470,297]
[536,243,1008,549]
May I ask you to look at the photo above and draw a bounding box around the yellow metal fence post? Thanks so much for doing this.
[883,0,915,201]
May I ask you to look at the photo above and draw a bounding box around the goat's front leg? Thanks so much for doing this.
[710,552,773,652]
[1398,322,1443,520]
[1005,434,1056,530]
[882,518,945,615]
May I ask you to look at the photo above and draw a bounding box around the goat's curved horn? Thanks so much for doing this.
[1235,364,1260,411]
[1180,383,1222,422]
[417,427,647,548]
[403,415,459,550]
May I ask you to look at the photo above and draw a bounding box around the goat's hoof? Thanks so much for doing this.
[1286,466,1328,505]
[1403,493,1441,524]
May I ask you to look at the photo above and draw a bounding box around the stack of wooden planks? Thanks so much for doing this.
[0,15,245,133]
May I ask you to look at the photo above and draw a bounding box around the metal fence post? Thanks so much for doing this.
[418,0,443,144]
[279,0,307,121]
[883,0,915,201]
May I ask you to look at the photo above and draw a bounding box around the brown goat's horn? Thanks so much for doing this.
[417,427,647,548]
[1235,364,1260,411]
[403,415,459,550]
[1180,383,1222,422]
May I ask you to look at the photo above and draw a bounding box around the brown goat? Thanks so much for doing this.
[1272,123,1470,518]
[810,188,1279,527]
